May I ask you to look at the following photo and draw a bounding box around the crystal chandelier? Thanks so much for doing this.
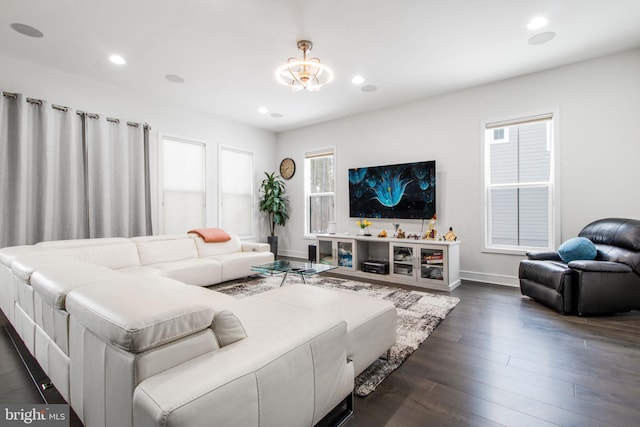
[275,40,334,92]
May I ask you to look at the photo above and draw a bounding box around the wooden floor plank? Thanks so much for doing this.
[425,383,560,427]
[350,281,640,426]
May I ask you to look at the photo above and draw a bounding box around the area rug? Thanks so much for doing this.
[214,275,460,396]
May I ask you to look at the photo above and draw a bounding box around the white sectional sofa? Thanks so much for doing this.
[0,233,397,427]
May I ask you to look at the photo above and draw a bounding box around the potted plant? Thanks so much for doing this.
[259,172,290,257]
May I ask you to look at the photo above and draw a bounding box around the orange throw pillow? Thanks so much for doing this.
[188,228,232,243]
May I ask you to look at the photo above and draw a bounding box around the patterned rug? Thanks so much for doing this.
[214,275,460,396]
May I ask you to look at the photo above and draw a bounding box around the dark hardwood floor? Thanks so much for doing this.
[345,281,640,427]
[2,280,640,426]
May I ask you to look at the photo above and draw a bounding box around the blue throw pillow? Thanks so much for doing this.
[558,237,597,263]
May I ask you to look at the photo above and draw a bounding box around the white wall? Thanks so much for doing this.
[0,54,277,240]
[276,48,640,286]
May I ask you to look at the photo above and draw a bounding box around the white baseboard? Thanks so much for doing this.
[278,249,307,260]
[460,270,519,287]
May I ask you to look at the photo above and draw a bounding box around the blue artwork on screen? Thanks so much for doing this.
[349,160,436,219]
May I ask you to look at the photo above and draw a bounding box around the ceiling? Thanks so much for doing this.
[2,0,640,133]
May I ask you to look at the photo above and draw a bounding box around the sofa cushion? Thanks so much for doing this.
[117,266,163,277]
[66,278,216,353]
[0,245,35,268]
[210,251,274,282]
[579,217,640,251]
[148,258,222,286]
[558,237,597,263]
[59,242,141,270]
[132,235,199,265]
[193,234,242,257]
[212,310,247,347]
[35,237,131,249]
[31,263,123,310]
[253,284,397,376]
[11,252,77,283]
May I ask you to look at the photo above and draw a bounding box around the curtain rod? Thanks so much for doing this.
[2,94,69,112]
[4,91,151,130]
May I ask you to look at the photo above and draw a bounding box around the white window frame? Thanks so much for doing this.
[304,147,336,238]
[218,145,254,239]
[481,109,560,255]
[158,133,207,235]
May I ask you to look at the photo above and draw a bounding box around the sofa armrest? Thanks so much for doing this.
[568,260,633,273]
[526,251,562,261]
[133,314,353,426]
[66,278,216,353]
[242,242,271,252]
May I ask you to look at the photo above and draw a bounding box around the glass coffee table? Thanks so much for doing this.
[251,260,337,286]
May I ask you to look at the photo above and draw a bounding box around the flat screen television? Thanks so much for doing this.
[348,160,436,219]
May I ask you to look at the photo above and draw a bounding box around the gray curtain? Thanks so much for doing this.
[85,116,150,238]
[46,103,87,241]
[0,91,152,247]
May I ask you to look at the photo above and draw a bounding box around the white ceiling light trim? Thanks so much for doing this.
[275,40,334,92]
[527,16,549,30]
[109,54,126,65]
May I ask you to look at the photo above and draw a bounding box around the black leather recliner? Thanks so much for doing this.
[519,218,640,315]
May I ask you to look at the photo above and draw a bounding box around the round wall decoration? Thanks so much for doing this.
[279,158,296,179]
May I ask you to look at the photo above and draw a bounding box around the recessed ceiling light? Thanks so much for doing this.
[270,113,283,118]
[527,16,548,30]
[109,55,126,65]
[258,107,269,114]
[10,23,44,38]
[165,74,185,83]
[352,75,365,85]
[361,85,378,93]
[528,32,556,46]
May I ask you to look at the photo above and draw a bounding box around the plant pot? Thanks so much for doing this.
[267,236,278,258]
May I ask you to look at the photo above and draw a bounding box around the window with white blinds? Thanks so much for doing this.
[305,149,335,235]
[483,114,555,252]
[161,137,206,234]
[219,147,253,237]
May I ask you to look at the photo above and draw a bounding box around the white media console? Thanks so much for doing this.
[316,234,461,292]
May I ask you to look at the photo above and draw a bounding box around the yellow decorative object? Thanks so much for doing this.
[424,217,438,240]
[444,227,457,241]
[356,218,372,229]
[356,218,373,236]
[378,230,387,238]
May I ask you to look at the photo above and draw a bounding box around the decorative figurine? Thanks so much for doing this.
[378,230,387,238]
[396,228,406,239]
[444,226,457,241]
[424,217,438,240]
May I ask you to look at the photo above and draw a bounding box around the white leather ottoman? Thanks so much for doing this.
[241,284,397,376]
